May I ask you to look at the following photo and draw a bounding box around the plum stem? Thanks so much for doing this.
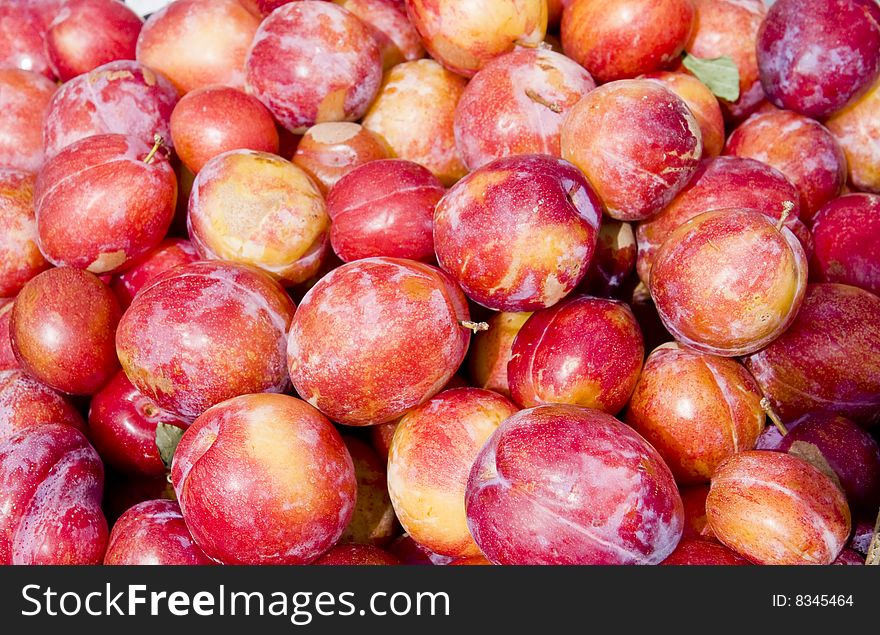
[867,507,880,565]
[760,398,788,436]
[143,134,165,164]
[514,39,540,49]
[525,89,563,113]
[776,201,794,231]
[460,320,489,334]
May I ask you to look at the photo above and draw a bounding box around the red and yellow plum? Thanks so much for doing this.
[636,155,802,285]
[245,1,383,133]
[287,257,470,425]
[0,170,48,298]
[508,296,644,414]
[404,0,546,77]
[0,369,85,442]
[109,238,199,309]
[560,79,702,222]
[45,0,143,82]
[171,393,356,564]
[43,60,179,159]
[725,110,847,221]
[363,59,467,185]
[465,404,684,564]
[116,261,296,420]
[0,69,56,171]
[707,450,851,565]
[11,267,120,395]
[292,122,390,195]
[433,154,602,311]
[188,150,330,286]
[36,133,177,274]
[561,0,695,83]
[388,387,517,557]
[626,343,765,484]
[650,208,808,356]
[453,47,595,171]
[327,159,443,263]
[136,0,260,94]
[468,311,531,398]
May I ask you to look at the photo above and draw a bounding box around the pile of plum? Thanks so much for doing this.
[0,0,878,566]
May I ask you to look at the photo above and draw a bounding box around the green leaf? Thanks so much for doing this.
[682,53,741,103]
[155,423,186,471]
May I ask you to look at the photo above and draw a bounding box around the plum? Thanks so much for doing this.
[433,154,601,311]
[43,60,179,159]
[826,76,880,193]
[45,0,143,82]
[136,0,260,94]
[725,110,847,221]
[88,370,189,477]
[466,404,684,564]
[0,2,53,79]
[404,0,546,77]
[116,261,296,420]
[683,0,766,122]
[292,122,390,195]
[650,208,808,356]
[756,0,880,119]
[468,311,531,398]
[11,267,120,395]
[327,159,443,263]
[508,296,644,414]
[810,194,880,295]
[0,69,55,172]
[0,369,85,442]
[0,423,107,564]
[626,343,765,484]
[339,0,425,68]
[104,499,214,565]
[561,0,695,83]
[453,47,596,171]
[109,238,199,309]
[707,450,850,565]
[171,393,356,564]
[642,71,724,158]
[775,412,880,512]
[661,539,750,565]
[680,484,715,541]
[187,150,330,286]
[245,1,383,133]
[287,257,470,426]
[170,86,279,174]
[0,301,17,371]
[387,387,517,557]
[743,283,880,428]
[36,133,177,274]
[0,170,48,298]
[363,59,467,185]
[560,79,702,222]
[636,156,802,285]
[581,219,637,298]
